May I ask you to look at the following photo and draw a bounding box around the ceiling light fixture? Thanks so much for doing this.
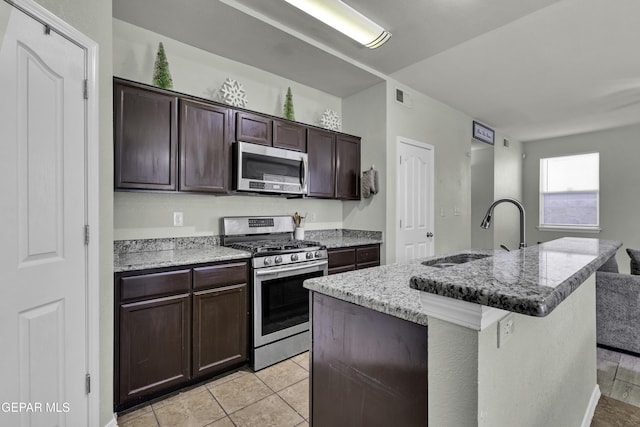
[283,0,391,49]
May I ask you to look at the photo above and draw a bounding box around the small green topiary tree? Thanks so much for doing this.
[152,42,173,89]
[283,87,295,121]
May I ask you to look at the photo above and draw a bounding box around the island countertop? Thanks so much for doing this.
[303,237,621,324]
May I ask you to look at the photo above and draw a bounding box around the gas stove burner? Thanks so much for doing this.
[228,239,323,255]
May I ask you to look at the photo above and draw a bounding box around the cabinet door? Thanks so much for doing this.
[273,119,306,152]
[119,293,191,406]
[307,128,336,198]
[114,81,178,191]
[356,244,380,270]
[328,247,356,275]
[193,283,247,378]
[336,135,361,200]
[180,100,230,193]
[236,112,272,146]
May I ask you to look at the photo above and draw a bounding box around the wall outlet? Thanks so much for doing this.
[309,212,316,221]
[453,207,461,216]
[440,207,446,217]
[497,314,515,348]
[173,211,184,227]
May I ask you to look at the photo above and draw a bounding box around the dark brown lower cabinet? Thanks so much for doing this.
[119,293,191,406]
[328,244,381,275]
[311,293,428,427]
[115,260,249,411]
[193,283,247,378]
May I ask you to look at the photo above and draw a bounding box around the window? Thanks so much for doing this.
[539,153,599,231]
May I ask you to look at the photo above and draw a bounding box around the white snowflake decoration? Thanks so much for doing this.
[321,109,341,131]
[220,78,248,107]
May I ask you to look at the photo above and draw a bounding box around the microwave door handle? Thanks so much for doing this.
[300,158,307,188]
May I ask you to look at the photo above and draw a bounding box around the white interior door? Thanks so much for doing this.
[396,138,434,262]
[0,4,88,426]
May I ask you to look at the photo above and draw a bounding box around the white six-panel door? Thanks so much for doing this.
[0,3,88,426]
[396,138,435,263]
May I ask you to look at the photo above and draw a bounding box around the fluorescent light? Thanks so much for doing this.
[284,0,391,49]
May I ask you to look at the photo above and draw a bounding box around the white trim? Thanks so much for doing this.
[9,1,101,426]
[419,292,510,331]
[537,225,601,233]
[104,414,118,427]
[395,136,435,262]
[580,385,601,427]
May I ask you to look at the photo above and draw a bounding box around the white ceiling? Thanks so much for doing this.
[113,0,640,141]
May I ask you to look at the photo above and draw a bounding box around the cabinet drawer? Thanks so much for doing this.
[120,270,191,301]
[193,262,248,290]
[356,245,380,265]
[328,248,355,269]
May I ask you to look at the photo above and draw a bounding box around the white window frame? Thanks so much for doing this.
[538,152,601,233]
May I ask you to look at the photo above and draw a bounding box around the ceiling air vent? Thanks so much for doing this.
[395,88,412,107]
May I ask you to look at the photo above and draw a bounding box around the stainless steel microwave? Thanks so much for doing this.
[234,141,308,196]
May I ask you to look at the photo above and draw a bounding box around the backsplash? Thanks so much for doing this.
[114,229,382,256]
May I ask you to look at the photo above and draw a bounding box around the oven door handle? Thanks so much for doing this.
[255,260,327,276]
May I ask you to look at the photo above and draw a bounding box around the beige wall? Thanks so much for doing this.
[113,19,341,129]
[471,135,523,251]
[342,81,388,261]
[471,143,495,249]
[429,276,597,426]
[523,123,640,272]
[32,0,114,425]
[385,80,473,262]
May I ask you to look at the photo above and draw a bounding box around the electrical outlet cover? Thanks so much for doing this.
[497,314,515,348]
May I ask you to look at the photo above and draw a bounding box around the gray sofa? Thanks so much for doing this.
[596,253,640,354]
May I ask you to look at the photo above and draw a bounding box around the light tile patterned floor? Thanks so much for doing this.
[117,352,310,427]
[597,347,640,408]
[119,347,639,426]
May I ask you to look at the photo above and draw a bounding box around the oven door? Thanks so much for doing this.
[236,141,308,195]
[253,259,327,347]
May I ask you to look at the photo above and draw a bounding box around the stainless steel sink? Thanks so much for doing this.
[422,253,491,268]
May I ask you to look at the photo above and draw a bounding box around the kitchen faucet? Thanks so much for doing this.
[480,197,527,249]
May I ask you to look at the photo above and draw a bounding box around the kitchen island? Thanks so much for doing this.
[303,237,621,427]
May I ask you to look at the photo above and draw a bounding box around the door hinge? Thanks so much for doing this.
[83,79,88,99]
[85,374,91,394]
[399,219,402,229]
[84,224,90,245]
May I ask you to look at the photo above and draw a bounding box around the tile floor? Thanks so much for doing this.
[117,352,310,427]
[597,347,640,408]
[119,347,640,427]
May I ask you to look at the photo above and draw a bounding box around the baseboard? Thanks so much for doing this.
[581,384,601,427]
[104,414,118,427]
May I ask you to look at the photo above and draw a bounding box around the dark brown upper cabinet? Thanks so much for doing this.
[307,128,336,198]
[336,135,361,200]
[307,128,361,200]
[179,100,230,193]
[114,81,178,191]
[273,119,307,152]
[236,112,272,146]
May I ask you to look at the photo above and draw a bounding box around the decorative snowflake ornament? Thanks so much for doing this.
[220,78,248,107]
[321,109,341,131]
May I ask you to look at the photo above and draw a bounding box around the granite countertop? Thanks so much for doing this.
[304,237,621,324]
[305,229,383,249]
[114,246,251,273]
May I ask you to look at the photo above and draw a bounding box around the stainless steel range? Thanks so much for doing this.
[222,216,328,370]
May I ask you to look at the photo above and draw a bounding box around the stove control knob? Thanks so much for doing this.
[314,251,321,258]
[306,252,313,260]
[275,256,283,264]
[291,254,299,262]
[263,257,273,266]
